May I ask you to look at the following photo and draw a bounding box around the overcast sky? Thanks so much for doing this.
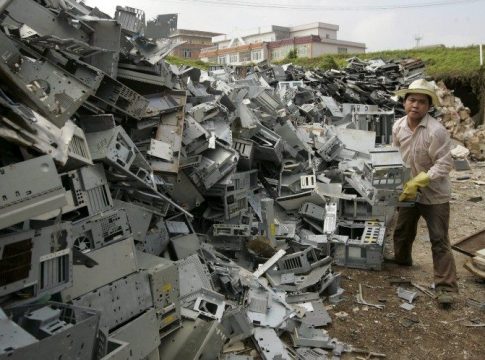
[84,0,485,52]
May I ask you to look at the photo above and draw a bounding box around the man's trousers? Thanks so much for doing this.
[393,202,458,291]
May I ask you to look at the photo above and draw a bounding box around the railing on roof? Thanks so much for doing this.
[200,45,218,53]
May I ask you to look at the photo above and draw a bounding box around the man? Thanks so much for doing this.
[391,79,458,305]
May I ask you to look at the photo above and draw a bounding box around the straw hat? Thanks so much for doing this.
[395,79,441,107]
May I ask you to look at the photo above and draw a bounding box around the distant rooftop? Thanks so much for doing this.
[212,22,340,43]
[169,29,223,38]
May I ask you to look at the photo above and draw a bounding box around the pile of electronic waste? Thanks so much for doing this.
[0,1,415,359]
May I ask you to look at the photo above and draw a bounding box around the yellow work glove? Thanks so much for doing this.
[399,171,430,201]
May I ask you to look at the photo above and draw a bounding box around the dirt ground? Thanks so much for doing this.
[328,161,485,360]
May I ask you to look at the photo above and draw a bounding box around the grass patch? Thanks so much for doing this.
[166,46,482,80]
[280,45,482,80]
[164,55,212,71]
[164,47,483,98]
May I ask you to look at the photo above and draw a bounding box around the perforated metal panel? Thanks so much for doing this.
[0,223,73,301]
[0,156,67,229]
[111,308,160,360]
[137,251,181,336]
[72,271,153,331]
[0,31,94,127]
[0,302,99,360]
[86,126,156,191]
[253,327,291,360]
[61,238,138,301]
[71,208,132,252]
[176,254,213,298]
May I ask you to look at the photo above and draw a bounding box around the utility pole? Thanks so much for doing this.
[414,35,422,48]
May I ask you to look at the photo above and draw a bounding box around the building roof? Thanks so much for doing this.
[169,29,223,39]
[266,35,365,50]
[212,22,346,44]
[268,35,321,48]
[212,25,290,43]
[289,22,339,32]
[200,42,267,57]
[319,37,366,49]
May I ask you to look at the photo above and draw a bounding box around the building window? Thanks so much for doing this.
[240,51,250,62]
[229,53,238,63]
[271,46,293,60]
[338,47,348,54]
[326,34,330,39]
[183,48,192,58]
[218,55,226,64]
[272,49,285,60]
[296,45,308,58]
[251,50,262,61]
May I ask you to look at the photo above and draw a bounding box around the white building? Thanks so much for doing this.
[200,22,366,65]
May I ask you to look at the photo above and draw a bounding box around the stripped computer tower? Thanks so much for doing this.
[136,251,181,338]
[334,220,385,270]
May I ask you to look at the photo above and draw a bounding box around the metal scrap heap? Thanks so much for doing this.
[0,1,428,359]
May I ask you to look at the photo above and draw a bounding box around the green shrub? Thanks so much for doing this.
[287,49,298,60]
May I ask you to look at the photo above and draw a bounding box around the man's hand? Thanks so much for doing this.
[399,171,430,201]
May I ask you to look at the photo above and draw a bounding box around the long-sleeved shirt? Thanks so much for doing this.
[392,113,453,204]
